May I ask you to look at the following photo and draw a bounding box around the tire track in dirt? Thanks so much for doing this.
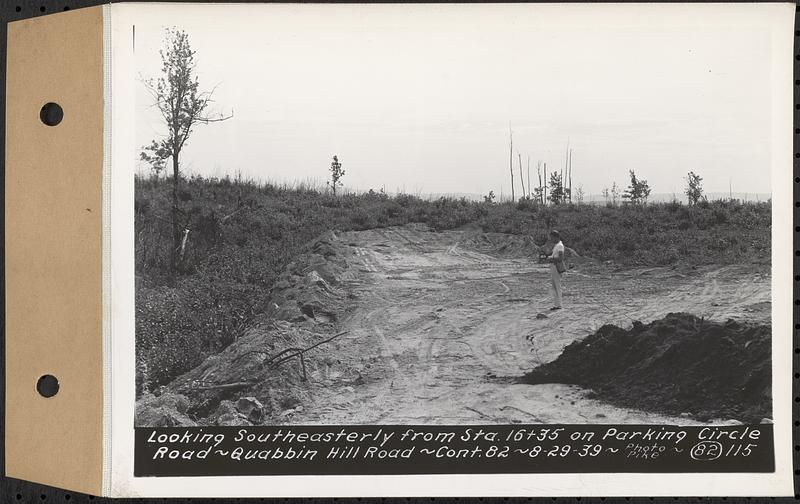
[288,225,769,425]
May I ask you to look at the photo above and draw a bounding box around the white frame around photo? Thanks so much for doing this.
[106,2,795,497]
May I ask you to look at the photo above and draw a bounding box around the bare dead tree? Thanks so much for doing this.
[543,162,547,205]
[537,161,543,204]
[140,27,233,273]
[509,125,515,202]
[518,152,525,200]
[568,148,573,203]
[527,155,531,199]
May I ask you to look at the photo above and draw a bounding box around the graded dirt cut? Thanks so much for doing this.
[521,313,771,423]
[135,225,771,426]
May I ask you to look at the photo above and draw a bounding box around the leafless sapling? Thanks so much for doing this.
[509,125,515,202]
[536,161,544,204]
[543,162,547,205]
[527,155,531,199]
[567,148,573,203]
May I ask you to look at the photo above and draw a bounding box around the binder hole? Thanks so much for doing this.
[36,374,59,398]
[39,6,45,12]
[15,6,20,12]
[39,102,63,126]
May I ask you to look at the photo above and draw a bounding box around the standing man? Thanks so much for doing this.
[547,230,566,311]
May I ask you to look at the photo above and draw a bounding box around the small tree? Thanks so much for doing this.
[622,170,651,205]
[685,171,705,206]
[601,187,610,204]
[328,155,345,195]
[575,185,585,204]
[483,190,496,204]
[140,27,232,272]
[548,171,565,205]
[532,185,544,205]
[611,181,621,206]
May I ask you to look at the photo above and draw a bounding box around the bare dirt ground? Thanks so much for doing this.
[281,224,770,425]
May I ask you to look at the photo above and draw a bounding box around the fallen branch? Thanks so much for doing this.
[268,347,304,367]
[220,207,245,223]
[267,331,350,381]
[190,380,255,391]
[465,406,497,421]
[499,405,542,420]
[233,330,350,364]
[295,330,350,355]
[263,347,304,367]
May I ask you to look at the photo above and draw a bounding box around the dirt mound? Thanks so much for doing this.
[133,320,359,426]
[460,231,583,262]
[266,230,351,323]
[135,231,360,427]
[521,313,771,423]
[461,232,536,257]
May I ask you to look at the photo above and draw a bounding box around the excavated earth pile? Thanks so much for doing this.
[265,230,353,324]
[521,313,771,423]
[159,321,354,426]
[135,230,359,427]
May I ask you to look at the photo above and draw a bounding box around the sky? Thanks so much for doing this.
[131,3,785,198]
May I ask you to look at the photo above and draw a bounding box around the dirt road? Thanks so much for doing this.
[283,225,771,425]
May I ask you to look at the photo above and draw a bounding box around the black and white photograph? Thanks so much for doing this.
[131,4,782,430]
[3,1,794,498]
[105,5,795,493]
